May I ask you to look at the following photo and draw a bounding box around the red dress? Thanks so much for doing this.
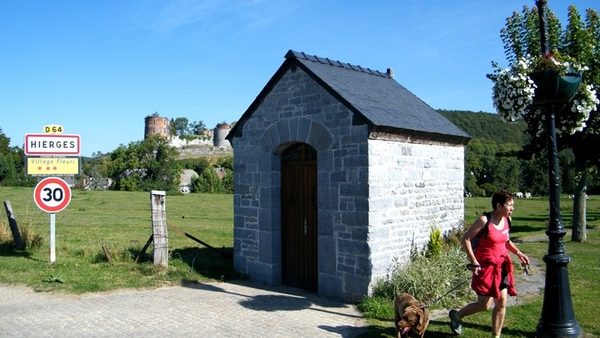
[471,217,517,298]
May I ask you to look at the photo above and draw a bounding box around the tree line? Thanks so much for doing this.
[439,110,600,196]
[85,135,233,194]
[3,113,598,196]
[0,130,233,194]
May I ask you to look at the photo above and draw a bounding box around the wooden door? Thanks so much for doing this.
[281,143,318,291]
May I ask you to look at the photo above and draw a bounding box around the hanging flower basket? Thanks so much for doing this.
[529,70,582,106]
[488,53,599,134]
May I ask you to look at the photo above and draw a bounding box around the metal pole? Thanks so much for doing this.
[50,213,56,263]
[535,1,581,336]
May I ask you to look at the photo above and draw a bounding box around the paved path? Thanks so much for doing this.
[0,281,369,338]
[0,235,550,338]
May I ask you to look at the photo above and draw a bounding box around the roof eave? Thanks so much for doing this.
[369,125,471,146]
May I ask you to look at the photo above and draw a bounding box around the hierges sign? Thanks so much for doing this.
[24,125,81,176]
[25,133,81,156]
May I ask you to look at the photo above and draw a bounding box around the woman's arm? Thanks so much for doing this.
[461,215,487,274]
[506,239,530,265]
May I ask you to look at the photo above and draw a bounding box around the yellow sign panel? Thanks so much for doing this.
[44,125,64,134]
[26,157,80,176]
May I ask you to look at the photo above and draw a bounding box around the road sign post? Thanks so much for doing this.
[33,177,72,263]
[50,214,56,263]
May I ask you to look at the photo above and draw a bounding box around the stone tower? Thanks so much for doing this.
[214,123,231,147]
[144,115,171,139]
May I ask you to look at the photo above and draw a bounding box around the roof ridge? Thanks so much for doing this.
[285,50,392,79]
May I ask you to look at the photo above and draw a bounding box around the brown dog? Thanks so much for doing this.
[394,293,430,338]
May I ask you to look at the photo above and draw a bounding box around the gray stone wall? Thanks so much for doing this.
[367,139,465,289]
[231,66,465,302]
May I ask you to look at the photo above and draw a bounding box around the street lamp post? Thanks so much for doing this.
[535,1,582,337]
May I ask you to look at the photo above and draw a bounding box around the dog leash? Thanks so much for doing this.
[426,263,532,308]
[425,264,478,308]
[425,277,470,308]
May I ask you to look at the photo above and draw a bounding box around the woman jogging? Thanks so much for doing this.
[449,190,530,337]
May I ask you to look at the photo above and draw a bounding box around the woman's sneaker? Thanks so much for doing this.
[449,310,462,335]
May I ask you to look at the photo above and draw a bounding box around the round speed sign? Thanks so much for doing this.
[33,177,72,213]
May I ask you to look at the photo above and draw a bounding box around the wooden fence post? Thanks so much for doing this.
[3,201,25,250]
[150,191,168,268]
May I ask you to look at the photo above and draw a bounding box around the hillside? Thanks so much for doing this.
[438,109,528,147]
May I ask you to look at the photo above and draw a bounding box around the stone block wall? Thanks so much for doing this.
[367,138,465,288]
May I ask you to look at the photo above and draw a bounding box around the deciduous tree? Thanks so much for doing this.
[107,135,181,192]
[492,4,600,241]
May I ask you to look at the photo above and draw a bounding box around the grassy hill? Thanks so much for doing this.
[438,109,528,147]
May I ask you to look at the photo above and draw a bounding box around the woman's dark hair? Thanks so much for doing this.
[476,190,514,240]
[491,189,513,210]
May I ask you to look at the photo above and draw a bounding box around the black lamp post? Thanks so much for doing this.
[535,1,582,337]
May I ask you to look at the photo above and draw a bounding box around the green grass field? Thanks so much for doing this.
[0,187,238,293]
[1,187,599,337]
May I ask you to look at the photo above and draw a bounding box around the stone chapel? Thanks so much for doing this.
[226,50,471,302]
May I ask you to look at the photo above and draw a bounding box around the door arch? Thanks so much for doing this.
[281,143,318,291]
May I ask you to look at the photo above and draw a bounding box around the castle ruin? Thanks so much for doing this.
[144,115,232,151]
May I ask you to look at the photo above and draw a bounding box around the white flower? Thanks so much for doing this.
[488,54,599,135]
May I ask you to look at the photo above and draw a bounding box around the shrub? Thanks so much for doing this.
[370,245,473,309]
[359,222,474,318]
[426,224,443,258]
[0,217,43,251]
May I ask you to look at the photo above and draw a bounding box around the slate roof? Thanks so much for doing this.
[227,50,471,143]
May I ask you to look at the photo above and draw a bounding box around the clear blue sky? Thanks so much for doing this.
[1,0,597,156]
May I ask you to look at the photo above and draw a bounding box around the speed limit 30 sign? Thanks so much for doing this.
[33,177,72,213]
